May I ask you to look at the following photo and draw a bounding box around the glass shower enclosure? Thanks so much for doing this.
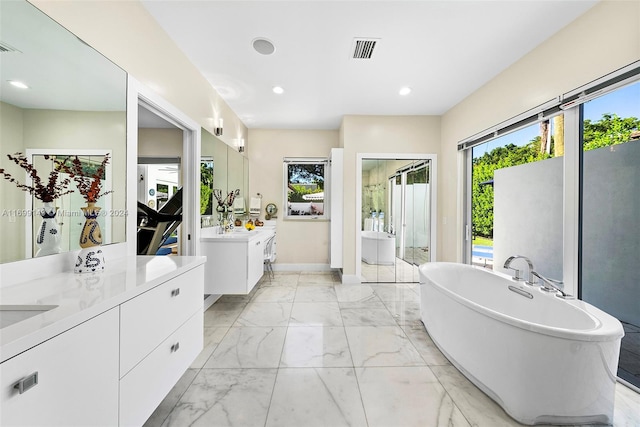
[361,158,432,283]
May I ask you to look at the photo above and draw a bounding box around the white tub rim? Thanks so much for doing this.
[419,262,624,343]
[361,231,395,240]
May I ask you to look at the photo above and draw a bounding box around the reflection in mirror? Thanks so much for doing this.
[200,129,227,227]
[227,147,244,201]
[227,147,245,222]
[199,128,249,228]
[201,157,214,216]
[0,0,127,263]
[28,151,114,257]
[243,156,250,206]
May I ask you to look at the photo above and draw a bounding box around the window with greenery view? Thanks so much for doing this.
[283,158,328,220]
[471,116,564,269]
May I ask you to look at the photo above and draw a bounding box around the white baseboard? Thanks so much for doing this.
[340,274,362,284]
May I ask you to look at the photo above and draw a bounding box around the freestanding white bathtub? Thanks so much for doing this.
[361,231,396,265]
[419,262,624,426]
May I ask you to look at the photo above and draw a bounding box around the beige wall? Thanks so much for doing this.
[138,128,183,158]
[341,115,441,276]
[248,129,339,266]
[439,0,640,263]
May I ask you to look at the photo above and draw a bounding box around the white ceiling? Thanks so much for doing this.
[141,0,597,130]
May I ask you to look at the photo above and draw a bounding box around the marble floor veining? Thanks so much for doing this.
[145,271,640,427]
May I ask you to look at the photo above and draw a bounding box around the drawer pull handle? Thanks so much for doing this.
[171,342,180,353]
[14,372,38,395]
[256,241,261,246]
[171,288,181,297]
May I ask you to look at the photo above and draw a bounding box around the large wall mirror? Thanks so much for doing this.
[0,0,127,263]
[200,129,249,227]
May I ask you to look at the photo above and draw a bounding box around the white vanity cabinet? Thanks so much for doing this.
[119,265,204,426]
[0,307,120,426]
[201,229,273,294]
[0,256,206,427]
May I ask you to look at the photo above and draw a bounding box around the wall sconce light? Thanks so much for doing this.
[238,138,245,153]
[214,118,223,136]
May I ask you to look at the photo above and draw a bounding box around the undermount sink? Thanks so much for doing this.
[0,305,58,329]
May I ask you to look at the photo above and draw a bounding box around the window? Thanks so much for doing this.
[283,158,329,220]
[470,117,564,278]
[580,80,640,388]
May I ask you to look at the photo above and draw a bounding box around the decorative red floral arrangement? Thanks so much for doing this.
[58,154,113,203]
[0,153,73,203]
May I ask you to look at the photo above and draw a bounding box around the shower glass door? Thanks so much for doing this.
[400,162,430,282]
[361,158,432,283]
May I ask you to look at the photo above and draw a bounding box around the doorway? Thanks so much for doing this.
[357,154,437,283]
[132,83,201,257]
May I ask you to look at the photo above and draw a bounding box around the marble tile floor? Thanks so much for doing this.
[145,271,640,427]
[361,257,419,283]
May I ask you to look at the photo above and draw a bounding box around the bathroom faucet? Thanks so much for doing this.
[503,255,535,285]
[531,271,573,299]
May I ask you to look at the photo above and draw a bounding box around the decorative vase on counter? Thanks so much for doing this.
[75,202,105,273]
[36,202,61,257]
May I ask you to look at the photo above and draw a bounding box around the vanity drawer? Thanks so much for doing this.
[1,308,119,427]
[119,309,203,427]
[120,265,204,377]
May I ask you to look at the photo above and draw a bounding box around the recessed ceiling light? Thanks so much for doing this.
[253,37,275,55]
[272,86,284,95]
[8,80,29,89]
[399,87,411,96]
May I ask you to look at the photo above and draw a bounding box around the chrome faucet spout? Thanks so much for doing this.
[531,270,572,298]
[503,255,535,285]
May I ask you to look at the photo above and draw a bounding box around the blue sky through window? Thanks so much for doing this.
[584,80,640,121]
[472,125,539,158]
[473,80,639,159]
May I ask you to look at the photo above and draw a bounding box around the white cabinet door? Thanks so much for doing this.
[119,264,204,426]
[120,309,203,427]
[201,231,273,294]
[120,265,204,377]
[0,308,119,427]
[247,237,265,292]
[202,240,248,294]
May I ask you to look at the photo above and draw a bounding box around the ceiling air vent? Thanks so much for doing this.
[0,41,20,53]
[351,38,379,60]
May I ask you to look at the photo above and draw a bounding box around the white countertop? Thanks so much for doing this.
[0,256,206,363]
[200,226,274,242]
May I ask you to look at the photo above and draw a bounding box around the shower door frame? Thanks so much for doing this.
[395,161,430,267]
